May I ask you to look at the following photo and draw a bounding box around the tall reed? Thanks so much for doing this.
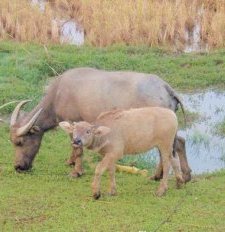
[1,0,225,49]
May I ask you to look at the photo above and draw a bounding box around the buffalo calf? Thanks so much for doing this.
[59,107,184,199]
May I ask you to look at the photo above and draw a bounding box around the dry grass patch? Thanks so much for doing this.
[1,0,225,49]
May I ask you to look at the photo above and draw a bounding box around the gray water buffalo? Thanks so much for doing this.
[9,67,191,181]
[59,107,184,199]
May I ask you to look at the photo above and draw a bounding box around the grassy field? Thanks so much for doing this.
[1,40,225,112]
[1,124,225,232]
[1,41,225,231]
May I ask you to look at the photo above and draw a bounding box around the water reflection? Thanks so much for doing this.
[179,90,225,174]
[138,90,225,174]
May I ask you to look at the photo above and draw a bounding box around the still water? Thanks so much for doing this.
[179,90,225,174]
[137,90,225,174]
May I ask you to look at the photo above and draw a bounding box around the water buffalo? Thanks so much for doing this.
[9,67,191,181]
[59,107,184,199]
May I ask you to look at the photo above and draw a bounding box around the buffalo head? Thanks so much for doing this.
[10,100,43,172]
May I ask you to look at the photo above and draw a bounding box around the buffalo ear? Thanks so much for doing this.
[30,126,41,134]
[94,126,111,137]
[59,121,73,134]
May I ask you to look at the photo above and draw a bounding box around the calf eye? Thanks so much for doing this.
[86,130,91,134]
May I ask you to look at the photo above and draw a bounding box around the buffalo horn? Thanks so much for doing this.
[0,100,20,110]
[10,100,31,126]
[16,108,42,136]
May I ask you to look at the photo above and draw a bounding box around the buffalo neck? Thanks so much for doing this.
[36,104,57,132]
[25,78,61,132]
[22,99,57,133]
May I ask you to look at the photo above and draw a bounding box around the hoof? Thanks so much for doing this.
[109,190,117,196]
[93,192,101,200]
[69,171,83,178]
[66,159,75,166]
[176,177,185,189]
[156,184,168,197]
[149,175,162,181]
[155,189,166,197]
[182,171,192,183]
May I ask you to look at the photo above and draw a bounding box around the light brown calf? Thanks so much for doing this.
[59,107,184,199]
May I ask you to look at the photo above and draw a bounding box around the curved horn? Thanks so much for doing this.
[16,108,42,137]
[10,100,31,126]
[0,100,20,110]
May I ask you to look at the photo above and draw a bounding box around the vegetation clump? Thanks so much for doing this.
[1,0,225,49]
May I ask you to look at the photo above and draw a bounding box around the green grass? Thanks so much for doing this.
[1,40,225,113]
[1,41,225,231]
[1,124,225,232]
[177,108,200,129]
[215,118,225,136]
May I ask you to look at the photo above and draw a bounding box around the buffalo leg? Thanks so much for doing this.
[151,136,191,183]
[69,146,84,178]
[176,136,192,183]
[66,134,79,166]
[66,151,77,166]
[171,152,184,188]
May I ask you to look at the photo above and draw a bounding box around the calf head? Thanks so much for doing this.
[59,121,111,148]
[10,101,43,172]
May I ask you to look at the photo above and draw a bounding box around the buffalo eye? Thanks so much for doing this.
[86,129,91,134]
[15,140,23,146]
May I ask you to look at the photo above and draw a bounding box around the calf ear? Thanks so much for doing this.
[94,126,111,137]
[59,121,73,134]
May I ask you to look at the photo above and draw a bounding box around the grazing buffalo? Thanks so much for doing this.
[59,107,184,199]
[9,67,191,181]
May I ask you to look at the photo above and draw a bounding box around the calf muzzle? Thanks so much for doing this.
[72,138,82,147]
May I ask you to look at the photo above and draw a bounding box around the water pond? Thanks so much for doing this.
[179,89,225,174]
[125,89,225,174]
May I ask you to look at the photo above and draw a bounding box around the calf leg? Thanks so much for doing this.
[156,148,171,197]
[92,153,119,199]
[108,164,117,196]
[150,153,163,181]
[176,136,192,183]
[69,146,84,178]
